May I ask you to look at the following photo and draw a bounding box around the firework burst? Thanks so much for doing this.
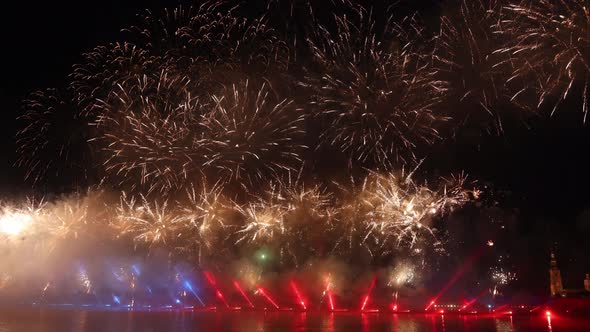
[233,178,334,266]
[433,0,534,135]
[124,2,224,58]
[303,3,447,166]
[114,193,184,251]
[335,170,475,258]
[201,80,306,189]
[500,0,590,121]
[177,184,234,260]
[92,69,204,194]
[70,42,161,116]
[126,1,289,89]
[44,197,90,242]
[235,199,287,247]
[94,73,304,195]
[0,199,41,239]
[16,89,93,186]
[387,261,417,289]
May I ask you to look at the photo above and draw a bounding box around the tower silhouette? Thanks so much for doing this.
[549,250,564,297]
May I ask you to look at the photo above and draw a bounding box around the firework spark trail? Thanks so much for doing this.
[490,255,517,298]
[499,0,590,121]
[303,2,447,166]
[43,197,91,249]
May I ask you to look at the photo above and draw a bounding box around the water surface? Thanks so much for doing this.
[0,309,588,332]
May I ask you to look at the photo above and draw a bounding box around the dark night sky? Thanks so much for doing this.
[1,0,589,294]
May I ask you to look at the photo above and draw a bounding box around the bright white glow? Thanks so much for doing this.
[0,211,32,236]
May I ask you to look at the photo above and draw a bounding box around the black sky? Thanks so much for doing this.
[1,0,589,293]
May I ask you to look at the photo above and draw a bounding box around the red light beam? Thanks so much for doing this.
[323,279,335,311]
[360,277,377,311]
[426,246,488,309]
[290,281,307,310]
[203,271,229,308]
[460,290,488,311]
[233,280,254,308]
[257,287,279,309]
[328,291,335,311]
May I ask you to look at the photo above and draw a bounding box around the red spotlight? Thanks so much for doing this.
[545,310,551,316]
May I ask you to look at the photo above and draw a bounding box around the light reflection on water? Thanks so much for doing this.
[0,309,588,332]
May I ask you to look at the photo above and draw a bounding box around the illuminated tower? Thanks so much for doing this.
[585,274,590,292]
[549,251,564,297]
